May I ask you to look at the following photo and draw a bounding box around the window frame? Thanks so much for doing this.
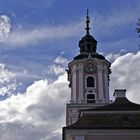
[86,75,96,88]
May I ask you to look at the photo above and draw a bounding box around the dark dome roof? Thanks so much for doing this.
[79,34,97,45]
[79,34,97,54]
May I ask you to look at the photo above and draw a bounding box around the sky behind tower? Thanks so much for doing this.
[0,0,140,140]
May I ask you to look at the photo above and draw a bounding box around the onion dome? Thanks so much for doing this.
[79,9,97,54]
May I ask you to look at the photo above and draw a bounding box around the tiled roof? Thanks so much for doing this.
[65,97,140,129]
[81,98,140,111]
[66,113,140,129]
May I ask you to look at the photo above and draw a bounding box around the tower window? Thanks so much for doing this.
[87,76,95,87]
[87,94,95,103]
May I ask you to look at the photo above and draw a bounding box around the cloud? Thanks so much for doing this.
[0,19,82,47]
[105,49,126,62]
[47,55,69,76]
[0,15,11,42]
[47,65,66,76]
[0,55,69,140]
[0,72,70,140]
[0,56,70,140]
[110,51,140,104]
[0,64,18,96]
[53,55,68,65]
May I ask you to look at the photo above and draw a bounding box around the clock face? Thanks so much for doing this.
[85,63,96,74]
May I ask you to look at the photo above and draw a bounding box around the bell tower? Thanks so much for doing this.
[66,10,111,125]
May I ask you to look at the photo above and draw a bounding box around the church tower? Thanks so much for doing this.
[63,11,140,140]
[66,10,111,125]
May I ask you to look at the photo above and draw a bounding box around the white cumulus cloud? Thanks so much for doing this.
[0,70,70,140]
[110,51,140,104]
[54,55,68,65]
[105,49,126,62]
[48,55,68,76]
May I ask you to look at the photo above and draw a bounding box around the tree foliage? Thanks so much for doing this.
[136,18,140,35]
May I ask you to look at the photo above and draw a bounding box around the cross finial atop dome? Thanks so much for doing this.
[85,9,91,35]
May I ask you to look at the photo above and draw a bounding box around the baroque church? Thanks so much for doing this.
[62,10,140,140]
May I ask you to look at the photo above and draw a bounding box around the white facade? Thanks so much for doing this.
[78,64,84,102]
[67,57,111,125]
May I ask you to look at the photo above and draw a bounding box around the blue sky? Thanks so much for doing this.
[0,0,140,140]
[0,0,139,89]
